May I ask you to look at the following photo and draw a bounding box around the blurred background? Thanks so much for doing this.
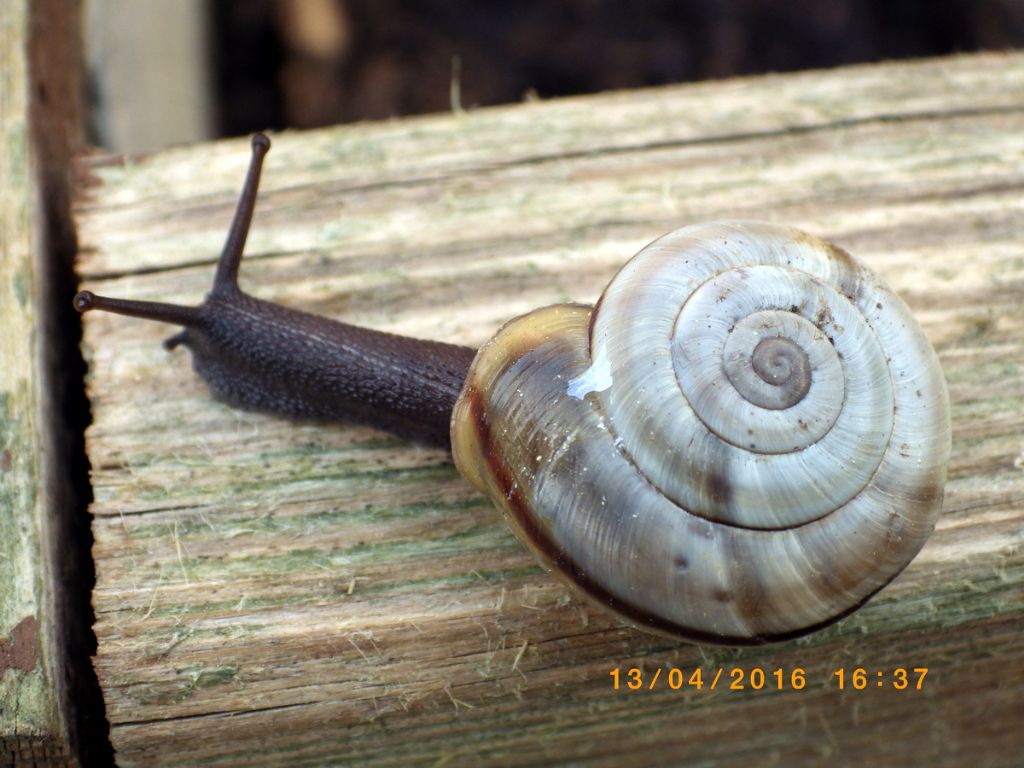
[85,0,1024,153]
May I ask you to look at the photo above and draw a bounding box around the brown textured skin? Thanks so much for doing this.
[74,135,476,449]
[162,290,475,448]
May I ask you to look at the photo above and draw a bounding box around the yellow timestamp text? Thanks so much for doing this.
[608,666,929,692]
[831,667,928,690]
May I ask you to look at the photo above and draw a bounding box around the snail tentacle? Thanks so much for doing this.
[75,133,475,448]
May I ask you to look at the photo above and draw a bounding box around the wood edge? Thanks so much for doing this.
[26,0,113,765]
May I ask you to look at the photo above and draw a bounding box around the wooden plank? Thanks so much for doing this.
[76,53,1024,767]
[0,0,56,761]
[1,1,85,765]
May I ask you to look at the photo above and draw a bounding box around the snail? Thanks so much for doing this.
[75,134,951,644]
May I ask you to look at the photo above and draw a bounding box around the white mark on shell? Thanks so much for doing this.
[567,354,612,399]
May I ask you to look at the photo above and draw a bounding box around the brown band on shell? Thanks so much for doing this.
[464,378,852,645]
[474,385,899,644]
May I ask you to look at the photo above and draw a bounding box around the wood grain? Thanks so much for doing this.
[1,1,82,764]
[0,2,51,754]
[76,53,1024,767]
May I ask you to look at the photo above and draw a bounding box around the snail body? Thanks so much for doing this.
[76,135,951,644]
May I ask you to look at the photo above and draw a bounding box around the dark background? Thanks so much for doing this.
[213,0,1024,137]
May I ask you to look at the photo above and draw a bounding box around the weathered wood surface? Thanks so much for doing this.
[76,53,1024,767]
[0,2,53,759]
[1,1,85,765]
[1,0,95,765]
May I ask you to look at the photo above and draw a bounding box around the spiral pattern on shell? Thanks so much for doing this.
[451,221,950,643]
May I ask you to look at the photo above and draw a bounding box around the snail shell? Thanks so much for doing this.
[450,221,950,644]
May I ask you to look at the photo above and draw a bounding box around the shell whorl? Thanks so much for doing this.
[451,221,950,643]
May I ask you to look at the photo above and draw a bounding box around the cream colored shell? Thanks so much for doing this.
[451,221,950,644]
